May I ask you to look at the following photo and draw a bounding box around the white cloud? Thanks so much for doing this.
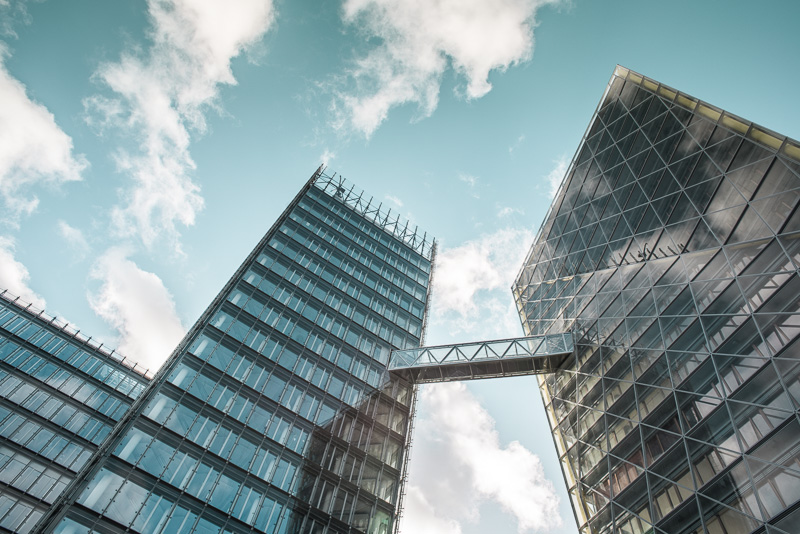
[0,236,46,309]
[320,148,336,166]
[545,154,569,199]
[334,0,561,137]
[86,0,275,249]
[459,173,478,188]
[401,486,463,534]
[458,173,480,199]
[89,247,186,371]
[509,133,526,155]
[385,194,404,207]
[0,45,86,220]
[403,382,562,532]
[431,227,534,339]
[432,228,533,313]
[57,220,90,258]
[498,206,523,218]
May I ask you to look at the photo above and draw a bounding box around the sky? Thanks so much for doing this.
[1,0,799,532]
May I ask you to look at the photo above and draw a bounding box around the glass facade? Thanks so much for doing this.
[514,66,800,534]
[37,168,434,534]
[0,292,151,534]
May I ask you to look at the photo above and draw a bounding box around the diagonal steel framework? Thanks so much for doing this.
[389,333,573,383]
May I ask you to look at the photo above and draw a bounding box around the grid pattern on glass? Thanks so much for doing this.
[514,67,800,534]
[42,169,433,534]
[0,295,150,534]
[388,334,573,383]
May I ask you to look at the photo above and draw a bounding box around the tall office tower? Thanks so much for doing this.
[514,67,800,534]
[0,292,151,534]
[38,169,434,534]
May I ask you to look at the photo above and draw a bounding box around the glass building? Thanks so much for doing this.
[513,66,800,534]
[0,291,151,534]
[36,169,434,534]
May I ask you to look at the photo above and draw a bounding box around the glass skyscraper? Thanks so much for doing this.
[36,169,434,534]
[5,65,798,534]
[0,292,151,534]
[514,66,800,534]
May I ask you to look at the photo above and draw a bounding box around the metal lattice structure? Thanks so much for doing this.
[388,333,574,383]
[313,171,435,259]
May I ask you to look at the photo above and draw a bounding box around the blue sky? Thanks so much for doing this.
[1,0,799,532]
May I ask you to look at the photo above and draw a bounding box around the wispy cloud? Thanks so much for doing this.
[458,173,480,199]
[401,486,463,534]
[403,382,562,532]
[0,45,86,221]
[385,194,404,207]
[509,133,526,155]
[0,236,46,309]
[320,148,336,166]
[85,0,275,250]
[545,154,569,199]
[431,227,533,339]
[497,206,523,218]
[89,247,186,371]
[57,220,90,259]
[459,174,478,188]
[332,0,562,137]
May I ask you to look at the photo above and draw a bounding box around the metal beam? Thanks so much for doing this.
[389,333,573,383]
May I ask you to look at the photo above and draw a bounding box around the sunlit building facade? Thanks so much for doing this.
[514,67,800,534]
[0,292,151,534]
[37,169,434,534]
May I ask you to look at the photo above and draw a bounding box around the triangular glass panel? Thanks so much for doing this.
[636,204,662,235]
[638,168,665,200]
[693,248,733,281]
[670,103,693,125]
[629,94,654,126]
[685,218,721,252]
[739,238,793,276]
[685,114,716,147]
[625,183,649,210]
[668,152,701,186]
[618,80,640,108]
[651,193,680,226]
[707,177,748,213]
[585,129,604,154]
[729,206,774,243]
[688,151,724,186]
[666,192,701,225]
[653,130,683,163]
[728,138,774,171]
[608,114,634,142]
[779,202,800,235]
[667,219,701,253]
[628,129,652,158]
[641,97,668,126]
[629,149,654,177]
[658,111,685,141]
[724,239,772,279]
[754,158,800,199]
[725,159,773,201]
[707,123,738,146]
[653,171,682,200]
[684,177,721,214]
[705,132,742,172]
[617,128,638,157]
[642,112,668,145]
[586,116,604,140]
[750,192,800,234]
[623,205,648,235]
